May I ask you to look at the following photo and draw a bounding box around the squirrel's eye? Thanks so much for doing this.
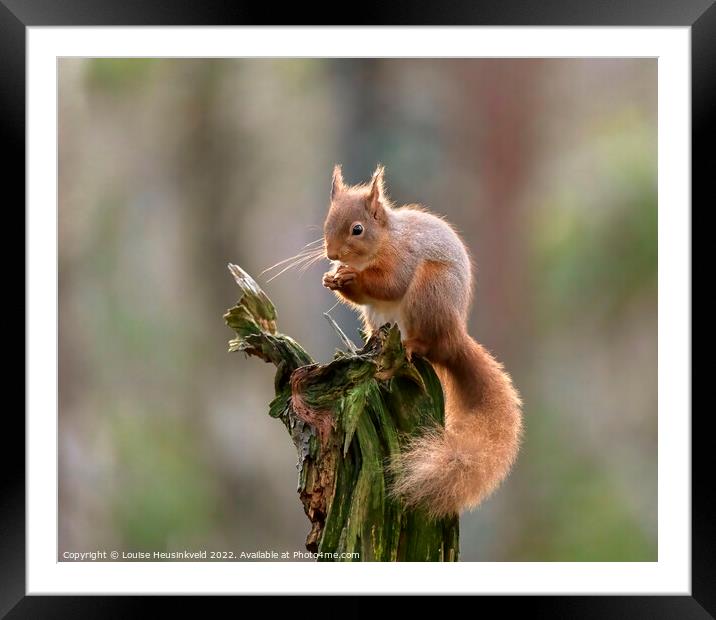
[352,224,364,236]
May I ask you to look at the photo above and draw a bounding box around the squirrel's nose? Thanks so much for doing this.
[327,251,340,261]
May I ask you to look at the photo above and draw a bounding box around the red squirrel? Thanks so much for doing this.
[322,164,523,518]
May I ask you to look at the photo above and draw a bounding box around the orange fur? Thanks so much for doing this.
[322,165,523,518]
[392,336,523,518]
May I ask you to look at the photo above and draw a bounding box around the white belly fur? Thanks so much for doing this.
[363,299,403,330]
[363,301,400,328]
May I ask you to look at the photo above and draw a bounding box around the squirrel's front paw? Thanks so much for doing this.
[334,265,358,287]
[322,272,342,290]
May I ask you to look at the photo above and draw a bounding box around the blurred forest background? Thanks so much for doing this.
[58,58,657,562]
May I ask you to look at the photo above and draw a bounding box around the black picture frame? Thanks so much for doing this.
[5,1,709,615]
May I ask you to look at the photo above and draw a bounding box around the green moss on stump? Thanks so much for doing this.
[224,264,459,561]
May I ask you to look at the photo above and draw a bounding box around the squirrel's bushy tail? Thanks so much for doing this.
[390,336,523,519]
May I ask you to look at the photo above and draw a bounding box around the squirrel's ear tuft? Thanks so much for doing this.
[331,164,344,200]
[367,164,386,220]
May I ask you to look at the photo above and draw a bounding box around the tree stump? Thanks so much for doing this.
[224,264,459,561]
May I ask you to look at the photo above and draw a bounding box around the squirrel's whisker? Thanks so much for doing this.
[260,247,323,275]
[299,254,328,273]
[265,252,320,282]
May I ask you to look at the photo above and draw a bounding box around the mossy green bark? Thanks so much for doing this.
[224,264,459,561]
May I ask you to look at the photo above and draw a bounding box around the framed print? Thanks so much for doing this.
[6,0,710,614]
